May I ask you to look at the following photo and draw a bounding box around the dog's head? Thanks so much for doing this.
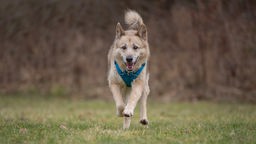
[114,23,149,71]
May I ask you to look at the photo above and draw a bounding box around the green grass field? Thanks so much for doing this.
[0,95,255,144]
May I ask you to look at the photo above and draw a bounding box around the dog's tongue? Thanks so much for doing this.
[126,63,134,71]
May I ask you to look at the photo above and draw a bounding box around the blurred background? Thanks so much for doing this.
[0,0,255,103]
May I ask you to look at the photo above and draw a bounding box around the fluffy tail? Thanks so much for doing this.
[124,10,143,30]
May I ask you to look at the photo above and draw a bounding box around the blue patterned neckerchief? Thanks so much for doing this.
[114,61,146,87]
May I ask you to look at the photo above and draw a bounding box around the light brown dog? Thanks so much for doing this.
[107,10,150,129]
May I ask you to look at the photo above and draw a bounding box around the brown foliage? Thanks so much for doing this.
[0,0,256,102]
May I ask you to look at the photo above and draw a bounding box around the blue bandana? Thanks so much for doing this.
[114,61,146,87]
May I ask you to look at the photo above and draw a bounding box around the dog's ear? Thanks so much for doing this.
[137,24,147,41]
[116,22,124,39]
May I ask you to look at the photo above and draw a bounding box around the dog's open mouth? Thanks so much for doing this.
[126,62,135,71]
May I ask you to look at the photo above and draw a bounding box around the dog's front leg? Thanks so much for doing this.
[123,80,144,117]
[140,88,149,126]
[110,84,125,117]
[123,117,131,129]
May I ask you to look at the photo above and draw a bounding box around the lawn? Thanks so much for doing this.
[0,95,255,144]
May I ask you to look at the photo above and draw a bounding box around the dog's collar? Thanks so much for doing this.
[114,61,146,87]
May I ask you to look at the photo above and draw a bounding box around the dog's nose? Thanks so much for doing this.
[126,57,133,63]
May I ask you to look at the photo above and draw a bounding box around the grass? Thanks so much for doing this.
[0,95,255,144]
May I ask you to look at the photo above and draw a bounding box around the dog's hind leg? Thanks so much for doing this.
[110,84,125,117]
[123,117,131,129]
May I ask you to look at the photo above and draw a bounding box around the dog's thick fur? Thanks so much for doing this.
[108,10,150,129]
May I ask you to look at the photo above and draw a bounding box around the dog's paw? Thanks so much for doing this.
[116,105,125,117]
[140,119,149,125]
[123,107,134,117]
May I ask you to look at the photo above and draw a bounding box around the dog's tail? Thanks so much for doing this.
[125,10,144,30]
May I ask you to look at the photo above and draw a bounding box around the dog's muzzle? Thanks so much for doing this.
[125,56,137,71]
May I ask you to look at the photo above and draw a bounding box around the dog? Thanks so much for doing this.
[107,10,150,129]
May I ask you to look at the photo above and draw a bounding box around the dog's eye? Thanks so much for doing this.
[121,46,127,50]
[133,45,138,50]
